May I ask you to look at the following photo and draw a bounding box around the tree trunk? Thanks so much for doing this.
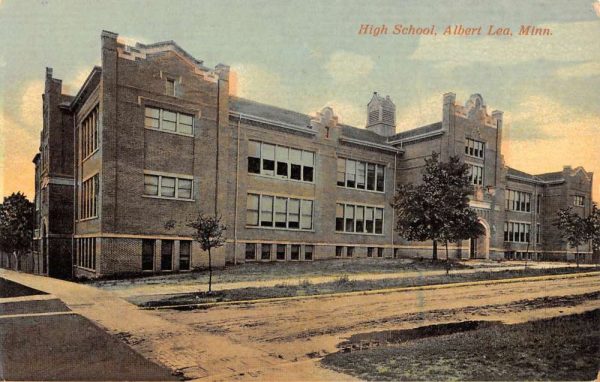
[575,245,579,268]
[208,248,213,293]
[445,241,450,275]
[525,242,530,268]
[432,240,438,261]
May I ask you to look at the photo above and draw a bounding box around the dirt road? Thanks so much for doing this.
[152,272,600,381]
[2,269,599,381]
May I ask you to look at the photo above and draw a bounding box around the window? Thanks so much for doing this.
[248,141,261,174]
[245,243,256,260]
[301,200,313,230]
[377,247,384,258]
[261,244,271,260]
[367,247,374,257]
[179,241,191,270]
[504,221,531,243]
[80,105,99,160]
[274,197,287,228]
[290,244,300,260]
[166,79,175,96]
[142,239,155,271]
[336,203,384,235]
[248,141,314,183]
[347,247,354,257]
[76,237,96,270]
[288,199,300,229]
[260,195,274,227]
[80,174,99,220]
[161,240,173,271]
[468,164,484,186]
[247,193,312,230]
[337,158,346,186]
[247,194,259,226]
[304,245,314,261]
[276,244,286,260]
[335,246,344,257]
[143,173,194,200]
[536,224,541,244]
[505,190,532,212]
[465,138,485,159]
[144,107,194,136]
[574,195,584,207]
[338,158,385,192]
[344,205,355,232]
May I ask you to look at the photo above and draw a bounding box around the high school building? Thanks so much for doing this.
[31,31,594,278]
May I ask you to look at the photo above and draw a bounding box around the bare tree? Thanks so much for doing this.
[187,213,227,293]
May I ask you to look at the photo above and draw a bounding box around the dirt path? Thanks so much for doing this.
[2,269,599,381]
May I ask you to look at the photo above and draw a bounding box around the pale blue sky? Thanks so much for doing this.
[0,0,599,198]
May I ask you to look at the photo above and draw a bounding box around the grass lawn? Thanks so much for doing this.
[91,258,473,288]
[321,309,600,381]
[138,266,592,308]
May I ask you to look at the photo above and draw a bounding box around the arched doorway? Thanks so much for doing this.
[469,218,490,259]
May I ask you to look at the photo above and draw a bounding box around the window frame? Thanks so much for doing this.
[246,193,314,232]
[143,171,195,201]
[337,157,385,193]
[335,202,385,235]
[144,106,195,137]
[247,140,315,183]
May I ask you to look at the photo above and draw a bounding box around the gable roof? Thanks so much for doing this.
[340,124,389,144]
[535,171,564,182]
[230,97,311,128]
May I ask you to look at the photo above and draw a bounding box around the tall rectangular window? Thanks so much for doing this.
[261,244,271,260]
[336,203,344,231]
[574,195,584,207]
[355,206,365,232]
[376,165,385,192]
[375,208,384,234]
[80,174,99,220]
[468,164,484,186]
[260,195,274,227]
[344,205,355,232]
[80,105,99,160]
[179,241,191,270]
[161,240,173,271]
[366,163,376,191]
[166,79,176,96]
[261,144,275,176]
[142,239,155,271]
[245,243,256,260]
[276,146,289,178]
[288,199,300,229]
[304,245,314,261]
[302,151,314,182]
[247,194,259,226]
[345,160,356,188]
[76,237,96,270]
[301,200,313,230]
[274,197,287,228]
[335,246,343,257]
[337,158,346,186]
[290,244,300,260]
[356,162,366,189]
[248,141,261,174]
[276,244,286,260]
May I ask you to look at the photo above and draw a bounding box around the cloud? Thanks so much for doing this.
[554,61,600,79]
[502,94,600,198]
[229,63,290,107]
[325,50,375,83]
[63,67,93,95]
[411,21,600,68]
[315,100,365,127]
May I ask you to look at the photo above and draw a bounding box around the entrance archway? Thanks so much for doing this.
[469,218,490,259]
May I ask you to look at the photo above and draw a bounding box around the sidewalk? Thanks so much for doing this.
[0,269,351,381]
[103,262,596,299]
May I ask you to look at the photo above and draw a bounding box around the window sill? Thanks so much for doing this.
[245,225,315,233]
[336,185,385,195]
[142,195,195,202]
[77,216,99,222]
[75,265,96,272]
[82,148,100,163]
[144,126,194,138]
[247,172,315,185]
[335,231,385,236]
